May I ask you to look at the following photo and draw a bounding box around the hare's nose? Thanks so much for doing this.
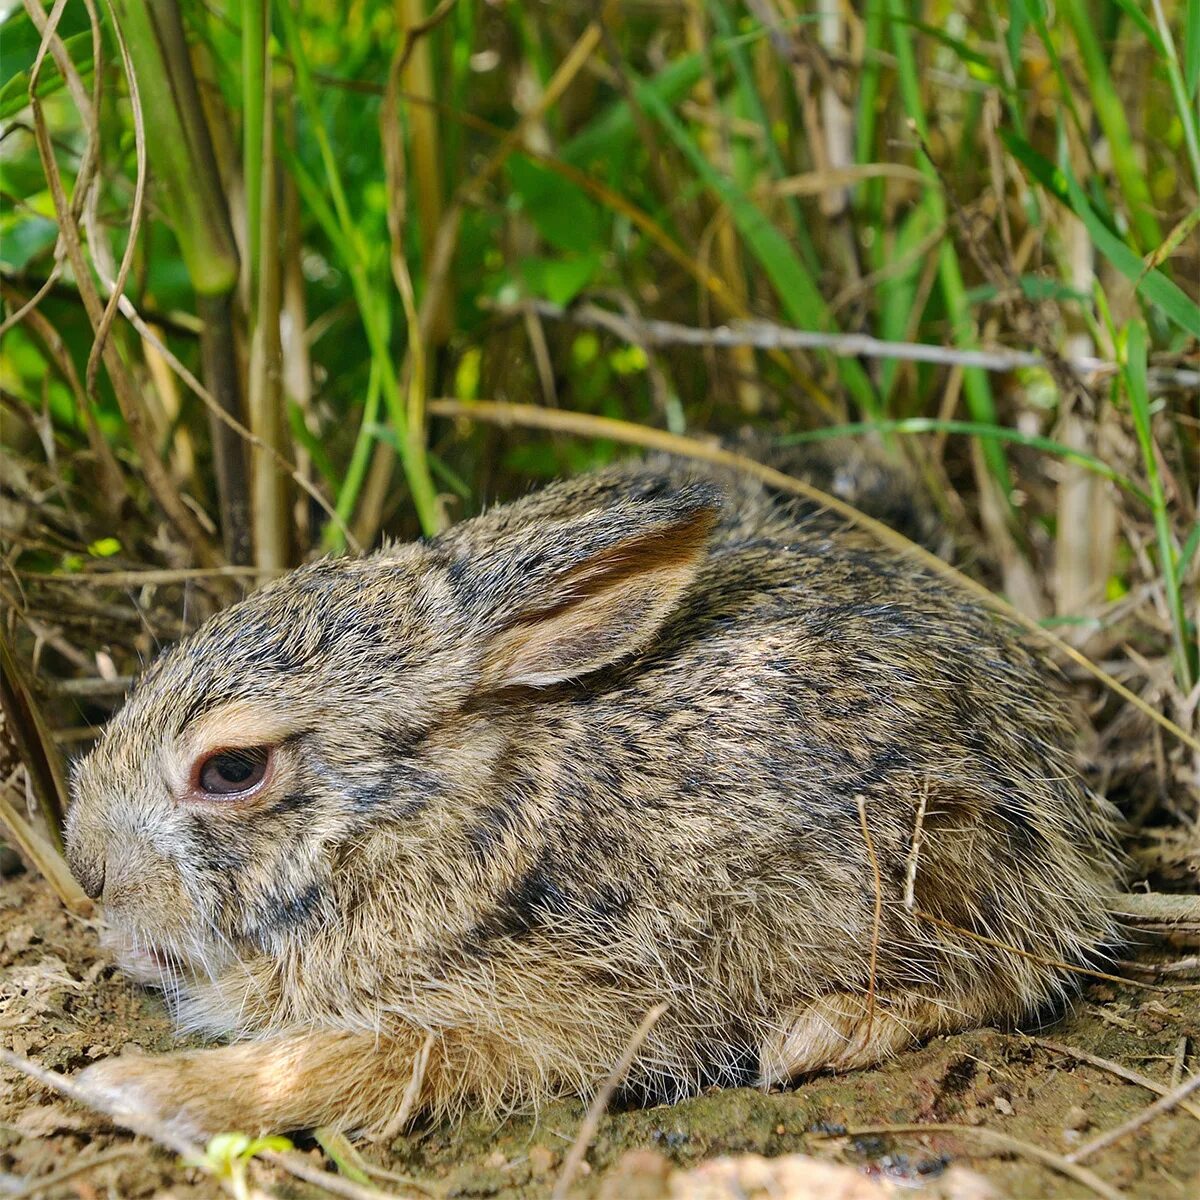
[67,842,106,900]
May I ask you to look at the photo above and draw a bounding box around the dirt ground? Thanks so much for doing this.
[1,868,1197,1200]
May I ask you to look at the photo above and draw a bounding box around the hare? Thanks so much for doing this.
[66,458,1121,1139]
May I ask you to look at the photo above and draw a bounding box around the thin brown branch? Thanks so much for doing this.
[0,1050,413,1200]
[85,0,147,396]
[5,1146,139,1200]
[23,1,220,566]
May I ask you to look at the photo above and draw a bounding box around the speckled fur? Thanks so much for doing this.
[67,459,1122,1139]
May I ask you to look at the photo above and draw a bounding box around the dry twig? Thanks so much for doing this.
[1028,1037,1200,1123]
[1068,1070,1200,1162]
[552,1002,670,1200]
[4,1146,139,1200]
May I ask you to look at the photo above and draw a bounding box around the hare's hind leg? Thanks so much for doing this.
[758,992,984,1086]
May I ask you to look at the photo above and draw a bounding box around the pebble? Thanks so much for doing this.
[528,1144,558,1176]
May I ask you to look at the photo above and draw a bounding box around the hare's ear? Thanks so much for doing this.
[463,483,720,690]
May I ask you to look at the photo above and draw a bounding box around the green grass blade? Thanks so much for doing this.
[1187,0,1200,96]
[562,51,709,170]
[854,0,886,227]
[1179,521,1200,577]
[1121,319,1195,691]
[1147,0,1200,194]
[323,361,383,553]
[242,0,268,293]
[274,0,441,536]
[705,0,817,272]
[1057,0,1162,252]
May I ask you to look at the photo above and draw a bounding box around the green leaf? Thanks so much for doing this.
[0,212,57,272]
[0,4,92,90]
[562,52,708,170]
[507,155,600,254]
[518,253,601,306]
[1057,0,1162,251]
[1109,0,1163,49]
[0,30,95,121]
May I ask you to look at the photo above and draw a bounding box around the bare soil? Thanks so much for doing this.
[2,868,1197,1199]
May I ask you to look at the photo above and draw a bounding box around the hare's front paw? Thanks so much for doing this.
[76,1052,211,1142]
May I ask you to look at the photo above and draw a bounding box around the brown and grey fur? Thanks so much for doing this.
[66,459,1122,1139]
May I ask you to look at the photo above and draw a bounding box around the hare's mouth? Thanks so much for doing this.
[99,924,193,986]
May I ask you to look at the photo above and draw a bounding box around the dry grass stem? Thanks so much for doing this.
[552,1001,670,1200]
[378,1030,436,1141]
[1108,893,1200,926]
[0,780,91,914]
[1029,1037,1200,1123]
[427,398,1200,755]
[5,1146,139,1200]
[913,909,1174,993]
[903,781,929,911]
[1067,1070,1200,1163]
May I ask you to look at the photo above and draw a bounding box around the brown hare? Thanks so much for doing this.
[66,459,1121,1138]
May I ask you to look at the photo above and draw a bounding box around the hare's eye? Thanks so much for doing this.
[195,747,271,797]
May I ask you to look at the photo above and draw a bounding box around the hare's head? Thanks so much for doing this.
[66,476,720,1006]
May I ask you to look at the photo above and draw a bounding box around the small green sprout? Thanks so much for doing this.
[197,1132,294,1200]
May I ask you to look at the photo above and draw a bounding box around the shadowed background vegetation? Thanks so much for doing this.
[0,0,1197,855]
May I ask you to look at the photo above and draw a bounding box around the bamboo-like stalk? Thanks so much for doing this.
[25,0,220,567]
[109,0,251,563]
[281,99,316,551]
[244,4,289,571]
[396,0,452,345]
